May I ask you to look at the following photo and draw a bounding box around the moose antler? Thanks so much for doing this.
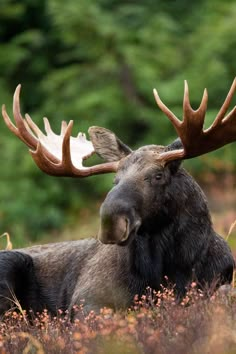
[153,78,236,163]
[2,85,119,177]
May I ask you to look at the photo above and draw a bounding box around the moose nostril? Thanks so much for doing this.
[118,218,130,242]
[116,216,128,235]
[97,215,130,244]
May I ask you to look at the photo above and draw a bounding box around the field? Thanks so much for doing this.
[0,285,236,354]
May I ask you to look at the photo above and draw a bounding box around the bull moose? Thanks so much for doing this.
[0,79,235,316]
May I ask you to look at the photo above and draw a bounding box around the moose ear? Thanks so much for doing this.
[166,138,183,174]
[88,126,132,162]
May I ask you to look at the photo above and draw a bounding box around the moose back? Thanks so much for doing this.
[0,80,235,316]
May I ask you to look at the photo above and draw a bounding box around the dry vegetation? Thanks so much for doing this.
[0,285,236,354]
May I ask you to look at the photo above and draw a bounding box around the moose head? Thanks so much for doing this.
[2,79,236,247]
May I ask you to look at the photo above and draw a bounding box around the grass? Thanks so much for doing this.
[0,233,12,250]
[0,285,236,353]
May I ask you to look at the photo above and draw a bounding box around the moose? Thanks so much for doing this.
[0,79,235,316]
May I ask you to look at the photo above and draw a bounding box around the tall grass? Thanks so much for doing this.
[0,285,236,354]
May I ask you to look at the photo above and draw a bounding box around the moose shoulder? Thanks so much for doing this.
[0,80,235,316]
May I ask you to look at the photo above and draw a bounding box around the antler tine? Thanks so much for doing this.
[43,117,57,137]
[25,113,44,139]
[2,104,20,138]
[222,105,236,124]
[153,88,182,129]
[61,120,74,168]
[183,80,192,116]
[2,87,38,149]
[61,121,68,135]
[183,81,208,118]
[13,85,38,149]
[197,87,208,118]
[183,81,208,132]
[211,78,236,128]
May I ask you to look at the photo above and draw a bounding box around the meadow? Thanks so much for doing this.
[0,282,235,353]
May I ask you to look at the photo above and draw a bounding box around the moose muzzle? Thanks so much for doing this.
[98,182,142,244]
[98,215,131,244]
[98,205,142,245]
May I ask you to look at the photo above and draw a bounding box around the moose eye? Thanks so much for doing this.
[155,172,163,180]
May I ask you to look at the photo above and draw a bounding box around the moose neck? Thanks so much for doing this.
[126,213,176,293]
[124,168,214,294]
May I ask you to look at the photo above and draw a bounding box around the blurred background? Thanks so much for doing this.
[0,0,235,249]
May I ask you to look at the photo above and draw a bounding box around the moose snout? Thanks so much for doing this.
[98,215,130,244]
[98,201,141,245]
[98,184,142,245]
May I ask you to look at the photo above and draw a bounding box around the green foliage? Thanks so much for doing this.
[0,0,236,245]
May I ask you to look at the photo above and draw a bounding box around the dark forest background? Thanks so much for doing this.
[0,0,236,246]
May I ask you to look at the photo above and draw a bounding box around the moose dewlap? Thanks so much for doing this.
[0,79,235,316]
